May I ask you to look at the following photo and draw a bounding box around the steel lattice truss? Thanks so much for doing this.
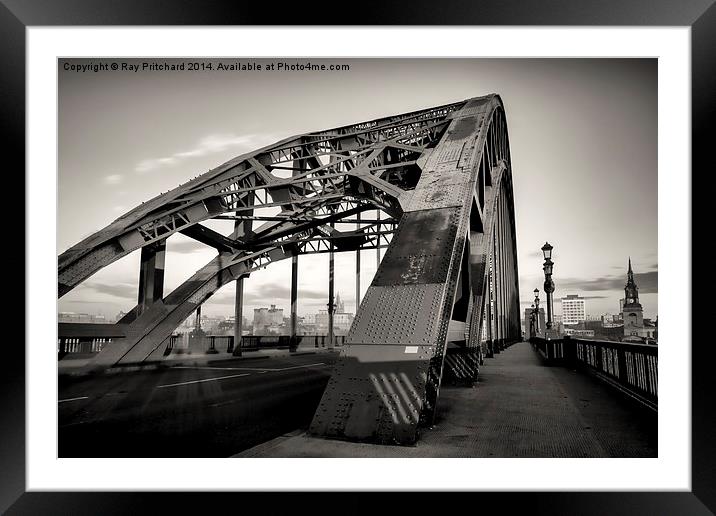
[308,95,521,444]
[58,100,463,367]
[57,95,522,445]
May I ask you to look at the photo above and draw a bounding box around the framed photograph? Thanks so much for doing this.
[7,0,711,513]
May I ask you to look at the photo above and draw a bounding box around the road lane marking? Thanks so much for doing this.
[209,399,240,408]
[172,366,271,372]
[274,363,326,371]
[58,396,89,403]
[157,373,251,389]
[172,363,326,373]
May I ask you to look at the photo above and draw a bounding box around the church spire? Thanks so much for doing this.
[624,257,639,307]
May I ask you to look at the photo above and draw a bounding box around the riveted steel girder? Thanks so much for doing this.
[59,94,521,409]
[308,94,522,445]
[58,101,463,297]
[62,101,464,371]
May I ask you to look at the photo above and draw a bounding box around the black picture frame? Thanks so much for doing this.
[5,1,711,513]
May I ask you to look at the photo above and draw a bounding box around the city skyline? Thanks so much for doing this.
[59,273,656,325]
[58,58,657,320]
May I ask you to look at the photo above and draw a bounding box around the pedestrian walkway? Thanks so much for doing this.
[235,341,657,457]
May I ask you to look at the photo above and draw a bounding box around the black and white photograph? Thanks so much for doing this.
[57,57,659,459]
[2,5,707,510]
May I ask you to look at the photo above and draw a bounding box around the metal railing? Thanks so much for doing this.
[58,337,114,357]
[59,323,347,359]
[531,336,657,411]
[237,334,346,352]
[58,323,126,359]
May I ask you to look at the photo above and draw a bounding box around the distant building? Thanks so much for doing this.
[213,315,252,336]
[253,304,285,335]
[563,328,595,338]
[621,258,652,340]
[335,292,345,313]
[316,311,354,335]
[600,313,621,328]
[560,295,586,325]
[199,315,224,334]
[583,320,624,341]
[314,292,354,335]
[644,318,658,342]
[58,312,108,324]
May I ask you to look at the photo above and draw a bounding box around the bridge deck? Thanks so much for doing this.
[236,342,657,457]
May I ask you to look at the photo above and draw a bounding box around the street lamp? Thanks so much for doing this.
[533,289,540,336]
[529,303,537,338]
[541,242,555,330]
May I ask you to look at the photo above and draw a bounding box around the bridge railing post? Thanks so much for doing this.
[207,336,218,354]
[617,346,628,384]
[641,351,651,396]
[595,341,604,373]
[563,336,576,368]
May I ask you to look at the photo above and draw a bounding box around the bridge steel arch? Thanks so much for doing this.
[58,95,522,441]
[59,98,465,370]
[308,95,521,444]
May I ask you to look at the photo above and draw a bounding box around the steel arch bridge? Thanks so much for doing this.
[58,94,521,444]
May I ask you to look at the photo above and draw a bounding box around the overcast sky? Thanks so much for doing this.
[58,58,657,321]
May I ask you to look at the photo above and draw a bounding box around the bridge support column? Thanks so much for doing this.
[376,210,381,268]
[137,240,165,315]
[233,277,244,356]
[327,221,335,350]
[355,212,361,311]
[232,190,254,357]
[290,254,298,351]
[486,255,495,358]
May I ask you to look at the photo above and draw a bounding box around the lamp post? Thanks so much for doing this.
[533,288,540,336]
[541,242,555,330]
[529,303,536,339]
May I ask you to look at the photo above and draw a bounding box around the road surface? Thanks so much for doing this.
[58,352,337,457]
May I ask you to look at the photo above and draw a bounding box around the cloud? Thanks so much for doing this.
[202,282,329,307]
[83,282,136,301]
[611,262,658,271]
[135,133,276,173]
[558,270,657,294]
[104,174,123,184]
[526,250,543,258]
[169,240,208,254]
[243,283,327,303]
